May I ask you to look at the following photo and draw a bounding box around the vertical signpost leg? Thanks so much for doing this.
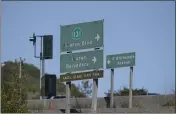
[42,60,45,84]
[40,37,43,100]
[66,81,71,113]
[129,67,133,108]
[43,59,47,107]
[110,69,114,108]
[40,54,43,100]
[92,78,98,113]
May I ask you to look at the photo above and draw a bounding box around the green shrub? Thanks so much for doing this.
[163,100,175,107]
[120,102,128,108]
[1,62,28,113]
[135,104,143,108]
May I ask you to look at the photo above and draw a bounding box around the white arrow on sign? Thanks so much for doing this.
[107,60,111,64]
[95,34,100,41]
[92,56,97,64]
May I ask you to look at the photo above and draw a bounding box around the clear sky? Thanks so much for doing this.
[2,1,175,97]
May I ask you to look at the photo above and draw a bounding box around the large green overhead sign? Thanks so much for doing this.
[60,20,104,52]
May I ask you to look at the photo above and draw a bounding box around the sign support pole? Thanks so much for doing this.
[92,78,98,113]
[43,59,47,107]
[30,34,51,101]
[129,67,133,108]
[66,81,71,113]
[110,69,114,108]
[40,37,44,100]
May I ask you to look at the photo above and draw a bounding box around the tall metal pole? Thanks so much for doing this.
[66,81,71,113]
[129,67,133,108]
[92,78,98,113]
[30,34,46,100]
[42,56,45,89]
[43,58,46,107]
[40,37,43,100]
[110,69,114,108]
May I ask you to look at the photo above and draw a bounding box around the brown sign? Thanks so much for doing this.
[60,70,104,82]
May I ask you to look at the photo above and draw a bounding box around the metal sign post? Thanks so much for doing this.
[110,69,114,108]
[42,58,46,107]
[40,37,44,100]
[92,78,98,113]
[129,67,133,108]
[66,81,71,113]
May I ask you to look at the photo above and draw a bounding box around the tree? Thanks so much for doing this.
[1,60,28,113]
[104,90,119,97]
[105,87,148,97]
[56,79,66,95]
[71,84,87,98]
[78,80,92,97]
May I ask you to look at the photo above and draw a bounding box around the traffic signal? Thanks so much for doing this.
[29,33,36,45]
[45,74,56,97]
[43,35,53,59]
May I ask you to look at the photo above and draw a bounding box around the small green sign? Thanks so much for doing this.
[106,52,135,69]
[60,70,103,82]
[72,27,83,40]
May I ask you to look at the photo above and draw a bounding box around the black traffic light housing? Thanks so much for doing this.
[45,74,56,97]
[29,33,36,45]
[43,35,53,59]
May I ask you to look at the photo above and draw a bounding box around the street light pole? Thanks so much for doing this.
[40,37,45,100]
[29,33,53,100]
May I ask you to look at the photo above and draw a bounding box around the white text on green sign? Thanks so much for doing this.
[60,20,104,52]
[60,70,103,82]
[60,50,103,73]
[106,52,135,69]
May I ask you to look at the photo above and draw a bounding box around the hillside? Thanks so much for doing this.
[1,60,86,99]
[1,60,161,100]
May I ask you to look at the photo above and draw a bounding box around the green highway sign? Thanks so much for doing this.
[60,70,103,82]
[60,20,104,52]
[106,52,135,69]
[60,50,103,73]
